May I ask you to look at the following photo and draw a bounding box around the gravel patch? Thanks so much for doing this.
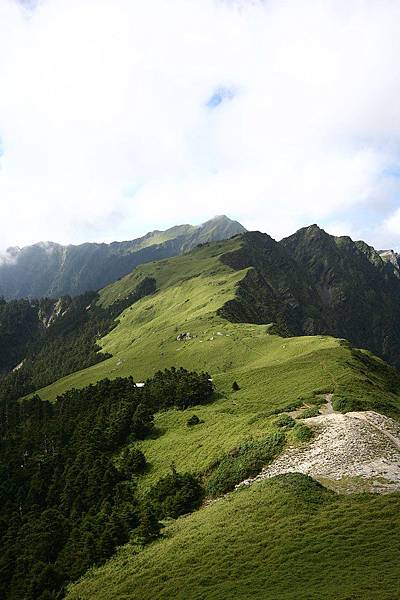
[238,410,400,494]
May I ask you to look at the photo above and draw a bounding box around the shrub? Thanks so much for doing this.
[187,414,201,427]
[247,400,304,424]
[272,399,304,415]
[136,506,162,543]
[312,386,335,396]
[274,414,295,429]
[147,468,204,519]
[297,393,324,406]
[298,407,320,419]
[120,447,147,476]
[332,396,360,413]
[206,433,285,497]
[232,381,240,391]
[269,473,332,504]
[292,423,314,442]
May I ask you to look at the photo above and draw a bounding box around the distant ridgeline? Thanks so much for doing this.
[219,227,400,369]
[0,216,245,299]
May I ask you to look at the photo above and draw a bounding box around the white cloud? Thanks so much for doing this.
[0,0,400,249]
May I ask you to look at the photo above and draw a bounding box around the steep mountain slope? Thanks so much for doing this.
[0,297,46,374]
[280,225,400,365]
[209,228,400,367]
[0,295,96,377]
[219,230,321,335]
[0,215,245,299]
[380,248,400,272]
[35,235,400,413]
[0,280,157,404]
[30,232,400,489]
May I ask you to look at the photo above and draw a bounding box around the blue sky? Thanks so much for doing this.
[206,87,236,109]
[1,0,400,251]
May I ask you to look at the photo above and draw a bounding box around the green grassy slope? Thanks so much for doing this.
[126,223,196,250]
[35,238,400,490]
[66,474,400,600]
[33,236,400,600]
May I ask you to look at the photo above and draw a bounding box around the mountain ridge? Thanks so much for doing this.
[1,222,400,599]
[0,215,245,299]
[215,227,400,367]
[4,221,400,404]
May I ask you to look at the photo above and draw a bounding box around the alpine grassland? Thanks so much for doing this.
[35,237,400,490]
[66,474,400,600]
[12,236,400,599]
[31,237,400,487]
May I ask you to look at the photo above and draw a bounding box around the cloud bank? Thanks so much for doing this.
[1,0,400,249]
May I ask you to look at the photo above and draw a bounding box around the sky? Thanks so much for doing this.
[1,0,400,251]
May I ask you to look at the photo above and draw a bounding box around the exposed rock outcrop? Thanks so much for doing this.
[238,409,400,494]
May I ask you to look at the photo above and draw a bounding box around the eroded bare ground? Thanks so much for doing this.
[238,406,400,494]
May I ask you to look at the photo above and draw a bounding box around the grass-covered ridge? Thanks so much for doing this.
[66,474,400,600]
[37,236,246,399]
[37,236,400,415]
[20,235,400,599]
[28,237,400,496]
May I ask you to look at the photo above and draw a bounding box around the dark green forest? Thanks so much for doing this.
[0,277,156,405]
[0,297,52,374]
[0,368,213,599]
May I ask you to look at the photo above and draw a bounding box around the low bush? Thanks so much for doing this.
[274,414,296,429]
[298,407,320,419]
[205,433,285,497]
[247,400,303,424]
[278,400,304,413]
[297,394,324,406]
[187,414,201,427]
[147,468,204,519]
[292,423,314,442]
[270,473,333,504]
[312,386,335,396]
[332,395,360,413]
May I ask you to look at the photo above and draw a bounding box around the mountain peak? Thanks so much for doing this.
[200,214,246,228]
[203,214,232,223]
[281,224,332,249]
[379,249,400,271]
[199,215,246,234]
[303,223,329,236]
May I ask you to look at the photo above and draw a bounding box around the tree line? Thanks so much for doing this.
[0,367,213,599]
[0,277,156,405]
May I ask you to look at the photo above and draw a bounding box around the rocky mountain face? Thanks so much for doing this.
[220,226,400,368]
[0,215,245,299]
[379,249,400,273]
[0,295,83,372]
